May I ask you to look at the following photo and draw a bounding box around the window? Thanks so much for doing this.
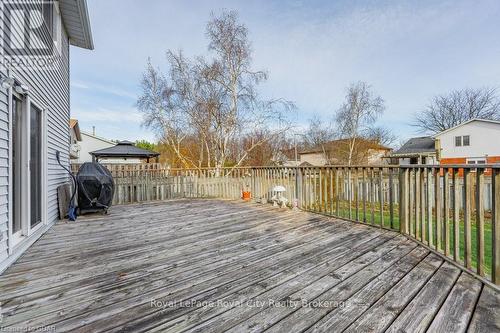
[467,159,486,165]
[455,135,470,147]
[42,1,54,36]
[52,2,62,53]
[467,158,485,172]
[42,1,62,54]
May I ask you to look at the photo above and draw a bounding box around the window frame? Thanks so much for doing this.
[467,158,486,164]
[455,136,462,147]
[52,1,62,54]
[463,135,470,146]
[26,97,48,237]
[41,0,62,55]
[42,0,54,36]
[8,90,26,248]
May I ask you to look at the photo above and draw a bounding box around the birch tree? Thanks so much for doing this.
[335,81,385,165]
[137,10,294,171]
[137,60,197,168]
[204,10,294,170]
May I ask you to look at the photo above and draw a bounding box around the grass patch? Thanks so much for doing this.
[305,200,493,277]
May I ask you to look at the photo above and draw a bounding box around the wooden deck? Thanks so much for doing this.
[0,199,499,332]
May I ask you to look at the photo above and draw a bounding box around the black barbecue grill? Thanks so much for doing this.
[76,162,114,214]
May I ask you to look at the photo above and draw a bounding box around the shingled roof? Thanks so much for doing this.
[299,138,391,154]
[392,137,436,156]
[90,141,160,159]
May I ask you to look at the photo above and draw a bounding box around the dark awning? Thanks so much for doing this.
[90,141,160,159]
[391,137,436,157]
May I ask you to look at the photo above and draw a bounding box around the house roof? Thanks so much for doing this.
[433,118,500,138]
[90,141,160,159]
[391,137,436,157]
[299,138,391,155]
[81,130,116,145]
[60,0,94,50]
[69,118,82,141]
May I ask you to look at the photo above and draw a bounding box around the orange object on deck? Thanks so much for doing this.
[242,191,251,200]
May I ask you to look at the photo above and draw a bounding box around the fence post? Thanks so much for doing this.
[389,168,394,228]
[464,168,472,270]
[251,168,257,203]
[492,168,500,285]
[399,167,409,234]
[295,166,299,208]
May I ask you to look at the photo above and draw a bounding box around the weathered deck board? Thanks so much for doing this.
[305,247,428,332]
[0,199,498,332]
[468,285,500,332]
[385,262,461,332]
[427,272,482,333]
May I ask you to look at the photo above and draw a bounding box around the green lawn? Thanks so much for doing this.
[304,200,493,277]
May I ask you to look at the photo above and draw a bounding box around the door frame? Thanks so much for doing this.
[7,81,48,254]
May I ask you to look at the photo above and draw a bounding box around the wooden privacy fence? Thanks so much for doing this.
[111,168,252,204]
[72,163,500,287]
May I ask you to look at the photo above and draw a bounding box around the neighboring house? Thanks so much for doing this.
[274,148,300,167]
[75,130,116,164]
[389,137,438,165]
[436,119,500,166]
[298,138,391,166]
[0,0,93,273]
[391,119,500,166]
[90,141,160,164]
[69,119,82,160]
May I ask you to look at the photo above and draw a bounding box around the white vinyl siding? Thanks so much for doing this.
[0,1,71,270]
[0,87,8,264]
[436,120,500,159]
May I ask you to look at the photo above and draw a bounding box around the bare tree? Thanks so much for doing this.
[300,116,336,163]
[137,10,294,171]
[366,126,396,147]
[137,59,198,168]
[303,116,334,148]
[335,81,385,165]
[413,87,500,134]
[204,10,294,170]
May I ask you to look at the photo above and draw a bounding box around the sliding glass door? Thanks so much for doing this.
[12,96,23,237]
[30,104,43,227]
[10,95,45,246]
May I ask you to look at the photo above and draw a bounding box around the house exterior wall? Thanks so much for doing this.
[436,121,500,161]
[70,127,80,159]
[0,2,71,272]
[299,149,389,166]
[74,133,144,164]
[299,153,328,166]
[75,131,116,164]
[397,156,437,166]
[367,149,390,165]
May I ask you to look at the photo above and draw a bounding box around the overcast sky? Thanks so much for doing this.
[70,0,500,144]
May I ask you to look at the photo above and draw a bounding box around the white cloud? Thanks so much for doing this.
[72,107,156,142]
[70,81,89,89]
[71,0,500,143]
[71,80,137,99]
[72,107,143,124]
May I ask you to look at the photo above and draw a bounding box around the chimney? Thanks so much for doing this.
[92,126,96,136]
